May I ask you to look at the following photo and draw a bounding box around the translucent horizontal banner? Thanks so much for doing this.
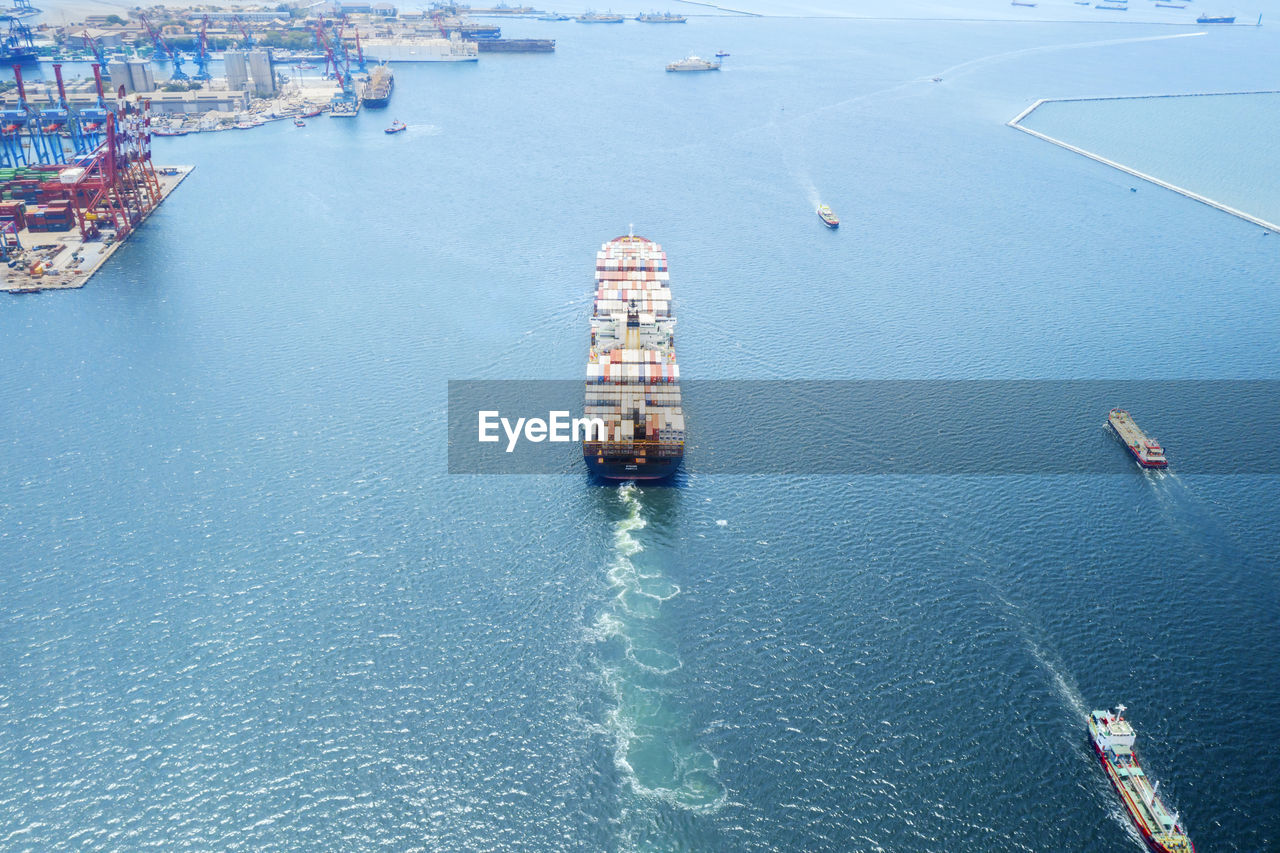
[447,380,1280,475]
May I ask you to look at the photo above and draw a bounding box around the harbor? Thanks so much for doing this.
[1,166,191,293]
[2,3,1279,852]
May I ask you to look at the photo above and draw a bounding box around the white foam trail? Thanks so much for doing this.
[929,31,1207,81]
[1025,637,1089,720]
[986,583,1089,718]
[733,31,1211,150]
[595,484,726,819]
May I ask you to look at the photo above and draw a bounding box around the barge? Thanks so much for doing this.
[1108,408,1167,469]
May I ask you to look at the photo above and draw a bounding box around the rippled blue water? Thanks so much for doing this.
[2,6,1279,851]
[1021,91,1280,227]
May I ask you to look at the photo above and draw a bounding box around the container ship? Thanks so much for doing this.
[362,64,394,107]
[584,233,684,480]
[1089,707,1195,853]
[1108,408,1167,468]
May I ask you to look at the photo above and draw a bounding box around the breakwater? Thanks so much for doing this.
[1009,92,1280,234]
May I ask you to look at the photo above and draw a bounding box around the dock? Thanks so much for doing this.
[1,166,193,294]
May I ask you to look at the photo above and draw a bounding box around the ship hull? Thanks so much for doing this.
[0,49,39,65]
[1108,420,1168,468]
[585,454,682,481]
[1090,738,1192,853]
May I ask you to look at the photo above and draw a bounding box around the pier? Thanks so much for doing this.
[1008,92,1280,235]
[1,166,192,293]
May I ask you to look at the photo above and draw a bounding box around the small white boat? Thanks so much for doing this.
[666,55,721,72]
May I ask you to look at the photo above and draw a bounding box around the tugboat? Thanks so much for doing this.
[385,119,407,134]
[293,117,306,127]
[1107,409,1167,469]
[1088,707,1195,853]
[817,204,839,228]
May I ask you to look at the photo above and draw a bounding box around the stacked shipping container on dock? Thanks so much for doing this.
[0,163,91,233]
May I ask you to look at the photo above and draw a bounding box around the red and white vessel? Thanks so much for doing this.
[1108,408,1167,468]
[1088,706,1194,853]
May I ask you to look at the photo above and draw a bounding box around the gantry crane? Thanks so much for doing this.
[315,19,358,111]
[139,13,187,81]
[192,16,212,80]
[232,14,254,48]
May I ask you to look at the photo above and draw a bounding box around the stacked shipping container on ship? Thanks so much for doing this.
[584,233,684,480]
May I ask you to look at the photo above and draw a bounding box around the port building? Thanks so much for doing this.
[107,60,155,95]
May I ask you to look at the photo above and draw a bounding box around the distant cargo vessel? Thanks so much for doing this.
[666,55,720,71]
[1196,13,1236,22]
[636,11,687,22]
[476,38,555,51]
[577,10,625,22]
[362,64,394,107]
[1089,707,1195,853]
[817,204,839,228]
[1108,409,1167,468]
[362,34,479,62]
[584,233,684,480]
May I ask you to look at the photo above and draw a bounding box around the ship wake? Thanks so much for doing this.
[591,484,725,821]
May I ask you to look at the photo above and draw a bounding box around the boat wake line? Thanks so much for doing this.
[759,30,1202,213]
[590,484,726,829]
[926,30,1205,82]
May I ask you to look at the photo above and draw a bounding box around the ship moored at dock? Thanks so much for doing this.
[362,34,479,62]
[1108,409,1167,468]
[1088,707,1195,853]
[361,64,394,107]
[577,10,625,22]
[584,233,684,480]
[476,38,556,52]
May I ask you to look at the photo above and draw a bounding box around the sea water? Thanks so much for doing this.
[2,4,1278,850]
